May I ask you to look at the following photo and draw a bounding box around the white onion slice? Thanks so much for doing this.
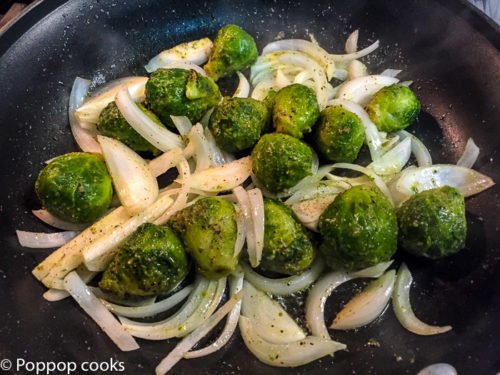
[328,99,383,161]
[43,265,96,302]
[183,271,244,359]
[368,137,412,175]
[204,127,227,166]
[233,186,256,259]
[148,148,184,178]
[397,130,432,167]
[170,115,193,136]
[63,271,139,351]
[234,205,246,258]
[149,61,208,77]
[275,69,292,89]
[417,363,457,375]
[290,195,337,231]
[347,60,368,80]
[345,30,359,54]
[285,180,345,205]
[145,37,213,73]
[155,290,242,375]
[456,138,480,168]
[75,76,147,124]
[239,316,345,367]
[115,89,183,152]
[247,188,264,268]
[233,72,251,98]
[32,209,87,231]
[187,123,212,173]
[98,136,159,216]
[17,230,78,248]
[331,270,396,330]
[336,75,399,106]
[380,69,402,77]
[393,264,452,335]
[241,258,325,296]
[102,286,193,318]
[329,40,380,62]
[242,281,306,343]
[69,77,102,153]
[189,156,252,192]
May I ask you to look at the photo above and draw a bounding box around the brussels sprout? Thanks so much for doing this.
[366,84,420,132]
[273,84,320,139]
[260,199,315,275]
[314,105,365,162]
[169,197,238,279]
[397,186,466,259]
[318,185,397,271]
[145,68,221,127]
[208,97,269,153]
[97,101,162,156]
[99,223,190,298]
[204,24,258,81]
[251,133,313,193]
[35,152,113,223]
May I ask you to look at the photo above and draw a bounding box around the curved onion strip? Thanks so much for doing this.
[380,68,402,78]
[350,260,394,278]
[250,79,275,101]
[155,291,242,375]
[262,39,336,80]
[170,116,193,137]
[247,188,264,268]
[98,136,159,216]
[397,130,432,167]
[331,270,396,330]
[329,40,380,62]
[233,72,251,98]
[148,148,184,178]
[115,89,183,151]
[204,128,227,166]
[290,195,337,231]
[239,316,345,368]
[233,186,256,259]
[242,281,306,343]
[285,180,345,205]
[336,75,399,106]
[306,261,393,338]
[456,138,479,168]
[154,157,191,225]
[286,164,337,197]
[43,265,96,302]
[152,61,208,76]
[241,258,325,296]
[328,99,383,160]
[189,156,252,192]
[75,76,147,124]
[393,264,452,335]
[69,78,102,153]
[347,60,368,80]
[145,38,213,73]
[17,230,78,248]
[417,363,457,375]
[32,209,87,231]
[294,69,313,84]
[234,206,246,257]
[200,108,214,127]
[275,69,292,88]
[368,137,412,176]
[183,271,244,359]
[102,286,193,318]
[63,271,139,351]
[188,124,212,173]
[82,194,174,271]
[345,30,359,54]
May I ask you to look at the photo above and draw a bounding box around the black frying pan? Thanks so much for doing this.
[0,1,499,374]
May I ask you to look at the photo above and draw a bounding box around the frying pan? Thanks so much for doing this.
[0,0,499,374]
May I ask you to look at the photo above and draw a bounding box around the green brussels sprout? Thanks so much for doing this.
[169,197,238,279]
[263,89,277,112]
[251,133,313,193]
[260,199,315,275]
[314,105,365,162]
[208,97,269,153]
[97,101,162,156]
[204,24,258,81]
[99,223,190,298]
[397,186,466,259]
[145,68,221,127]
[318,185,397,271]
[35,152,113,223]
[366,84,420,132]
[273,84,320,139]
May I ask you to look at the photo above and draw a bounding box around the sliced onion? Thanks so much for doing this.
[32,209,87,231]
[43,265,96,302]
[234,205,246,257]
[187,123,212,173]
[397,130,432,167]
[250,79,275,101]
[331,270,396,330]
[170,115,193,136]
[285,180,345,206]
[290,195,337,231]
[241,258,325,296]
[233,72,251,98]
[69,77,102,153]
[75,76,147,124]
[204,127,227,166]
[200,108,214,127]
[148,148,184,178]
[328,99,383,161]
[456,138,479,168]
[329,40,380,62]
[98,135,159,216]
[380,68,402,78]
[115,89,183,151]
[345,30,359,54]
[336,75,399,106]
[233,186,256,260]
[417,363,457,375]
[350,260,394,278]
[17,230,78,249]
[183,271,244,359]
[145,37,213,73]
[63,271,139,351]
[347,60,368,80]
[239,316,345,367]
[368,137,412,176]
[247,188,264,268]
[155,290,242,375]
[189,156,252,192]
[102,286,193,318]
[151,62,209,77]
[275,69,292,88]
[393,264,452,335]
